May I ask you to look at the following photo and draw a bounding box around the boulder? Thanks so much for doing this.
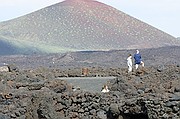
[0,66,9,72]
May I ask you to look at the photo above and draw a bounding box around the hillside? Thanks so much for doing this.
[0,0,179,55]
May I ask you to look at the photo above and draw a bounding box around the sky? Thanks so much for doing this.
[0,0,179,37]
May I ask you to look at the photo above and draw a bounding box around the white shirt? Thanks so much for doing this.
[101,86,110,93]
[127,56,132,66]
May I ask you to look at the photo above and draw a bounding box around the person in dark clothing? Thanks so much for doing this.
[134,50,144,69]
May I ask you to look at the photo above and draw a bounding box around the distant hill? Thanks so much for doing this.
[0,38,17,55]
[0,0,179,55]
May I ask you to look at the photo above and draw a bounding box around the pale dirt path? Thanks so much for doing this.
[57,77,116,92]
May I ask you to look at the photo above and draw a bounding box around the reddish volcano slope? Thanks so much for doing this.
[0,0,179,54]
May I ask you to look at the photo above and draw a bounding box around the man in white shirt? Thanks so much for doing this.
[127,54,133,73]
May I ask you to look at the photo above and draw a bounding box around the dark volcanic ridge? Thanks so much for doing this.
[0,46,180,70]
[0,0,180,55]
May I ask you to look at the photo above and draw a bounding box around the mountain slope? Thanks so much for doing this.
[0,0,179,54]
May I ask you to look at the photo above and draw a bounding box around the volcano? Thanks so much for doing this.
[0,0,179,55]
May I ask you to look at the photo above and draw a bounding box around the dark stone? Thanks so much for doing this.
[97,110,107,119]
[0,114,10,119]
[175,87,180,92]
[157,65,165,72]
[165,101,177,107]
[169,96,180,101]
[8,64,19,72]
[107,104,120,118]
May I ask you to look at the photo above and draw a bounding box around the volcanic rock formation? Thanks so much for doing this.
[0,64,179,119]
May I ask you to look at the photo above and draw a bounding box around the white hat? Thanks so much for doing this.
[136,50,139,54]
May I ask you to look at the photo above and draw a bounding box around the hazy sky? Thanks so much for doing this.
[0,0,179,37]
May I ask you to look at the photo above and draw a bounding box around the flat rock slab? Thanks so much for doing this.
[57,77,116,92]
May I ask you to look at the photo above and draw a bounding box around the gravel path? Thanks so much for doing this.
[57,77,116,92]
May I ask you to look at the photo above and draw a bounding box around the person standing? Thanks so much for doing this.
[127,54,133,73]
[134,50,144,69]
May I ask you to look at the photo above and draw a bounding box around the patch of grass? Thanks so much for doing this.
[0,35,75,54]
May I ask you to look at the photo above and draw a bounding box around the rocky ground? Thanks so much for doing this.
[0,46,180,119]
[0,64,179,119]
